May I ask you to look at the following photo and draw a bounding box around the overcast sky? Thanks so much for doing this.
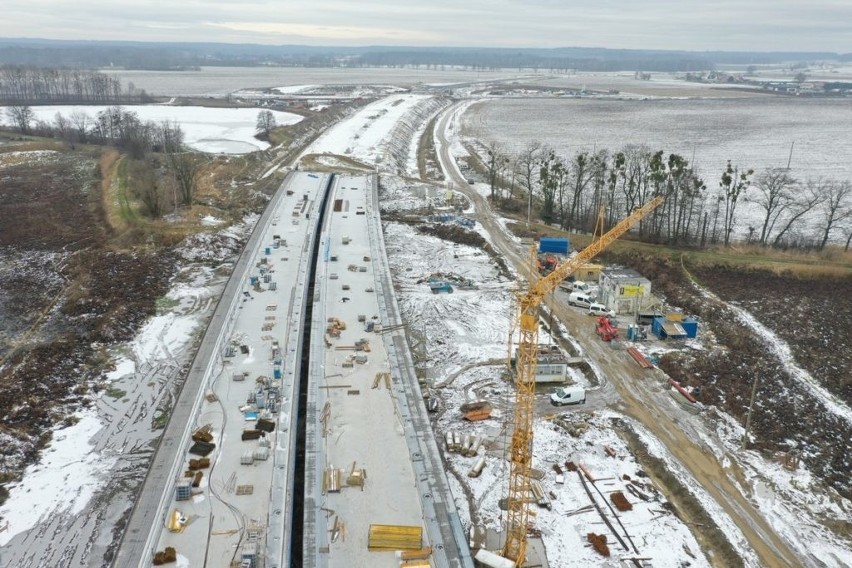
[2,0,851,52]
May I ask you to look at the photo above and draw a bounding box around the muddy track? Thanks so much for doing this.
[433,102,801,567]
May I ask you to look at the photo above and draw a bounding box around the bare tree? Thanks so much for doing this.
[158,120,184,153]
[52,112,81,148]
[514,141,541,224]
[750,168,798,245]
[168,152,201,207]
[816,180,852,250]
[5,105,34,133]
[536,147,562,224]
[772,179,825,247]
[719,161,754,246]
[155,120,198,206]
[70,110,91,143]
[485,141,507,201]
[129,159,164,218]
[566,151,595,231]
[256,110,276,139]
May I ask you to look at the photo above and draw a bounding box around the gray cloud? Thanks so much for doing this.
[1,0,850,51]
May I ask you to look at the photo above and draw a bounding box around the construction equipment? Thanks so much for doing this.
[152,547,177,565]
[326,317,346,338]
[429,280,454,294]
[595,316,618,341]
[502,196,663,565]
[460,400,492,421]
[166,510,187,533]
[536,253,559,275]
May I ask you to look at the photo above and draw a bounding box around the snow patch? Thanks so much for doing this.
[1,105,302,154]
[0,410,115,546]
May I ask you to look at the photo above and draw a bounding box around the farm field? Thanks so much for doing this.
[462,96,852,240]
[463,96,852,182]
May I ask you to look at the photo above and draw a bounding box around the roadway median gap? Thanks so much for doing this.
[290,173,337,566]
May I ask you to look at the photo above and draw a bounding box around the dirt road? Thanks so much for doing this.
[433,102,801,568]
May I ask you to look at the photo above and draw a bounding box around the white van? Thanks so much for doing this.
[559,281,590,294]
[588,303,616,318]
[567,292,594,309]
[550,386,586,406]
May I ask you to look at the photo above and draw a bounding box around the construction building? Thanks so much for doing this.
[513,345,571,384]
[597,268,653,314]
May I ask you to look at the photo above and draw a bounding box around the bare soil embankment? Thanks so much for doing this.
[604,249,852,501]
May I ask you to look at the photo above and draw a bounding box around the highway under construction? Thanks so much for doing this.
[114,171,473,568]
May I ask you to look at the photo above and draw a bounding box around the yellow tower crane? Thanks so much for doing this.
[501,196,664,565]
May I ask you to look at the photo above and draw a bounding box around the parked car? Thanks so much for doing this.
[550,386,586,406]
[567,292,594,308]
[588,303,616,318]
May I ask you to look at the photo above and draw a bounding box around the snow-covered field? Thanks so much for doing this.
[0,105,302,154]
[462,96,852,242]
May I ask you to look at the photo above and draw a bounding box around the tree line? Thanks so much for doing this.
[480,141,852,250]
[4,105,201,218]
[0,65,151,104]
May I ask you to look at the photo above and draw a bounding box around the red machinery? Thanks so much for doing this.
[536,254,559,275]
[596,316,618,341]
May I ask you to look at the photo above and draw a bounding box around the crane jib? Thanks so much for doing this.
[501,195,664,565]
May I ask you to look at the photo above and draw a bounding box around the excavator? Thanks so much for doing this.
[501,196,663,565]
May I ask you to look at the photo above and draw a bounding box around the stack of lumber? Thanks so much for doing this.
[367,524,422,551]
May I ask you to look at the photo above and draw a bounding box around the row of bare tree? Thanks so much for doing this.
[0,65,150,104]
[480,141,852,250]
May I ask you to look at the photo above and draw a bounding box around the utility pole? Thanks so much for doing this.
[786,141,795,170]
[526,188,532,227]
[741,374,761,450]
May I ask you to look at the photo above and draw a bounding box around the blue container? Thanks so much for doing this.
[681,317,698,339]
[249,276,258,286]
[652,317,694,339]
[651,317,665,339]
[538,237,570,255]
[273,367,282,379]
[265,247,271,255]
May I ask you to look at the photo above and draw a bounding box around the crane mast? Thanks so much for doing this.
[501,196,663,565]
